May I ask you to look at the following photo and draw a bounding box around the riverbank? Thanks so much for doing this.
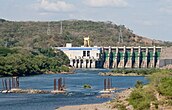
[57,88,133,110]
[45,67,76,74]
[0,67,75,78]
[99,72,146,76]
[99,68,160,76]
[0,88,66,94]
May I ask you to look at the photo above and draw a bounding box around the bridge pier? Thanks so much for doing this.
[83,59,86,68]
[89,59,92,68]
[152,46,156,68]
[70,59,73,67]
[144,47,148,68]
[86,59,89,68]
[130,47,134,68]
[123,46,126,68]
[76,59,79,68]
[138,46,141,68]
[91,59,96,68]
[80,59,83,68]
[105,47,111,68]
[112,47,119,68]
[78,58,81,68]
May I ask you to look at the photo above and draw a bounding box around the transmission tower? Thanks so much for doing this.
[118,25,123,44]
[60,21,63,34]
[47,22,51,35]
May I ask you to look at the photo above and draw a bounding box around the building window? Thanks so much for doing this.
[87,51,90,57]
[83,51,86,57]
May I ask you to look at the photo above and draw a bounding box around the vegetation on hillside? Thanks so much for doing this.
[109,69,172,110]
[128,69,172,110]
[0,47,70,77]
[0,19,170,49]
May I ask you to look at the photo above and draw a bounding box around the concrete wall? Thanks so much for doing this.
[159,59,172,67]
[159,47,172,67]
[160,47,172,59]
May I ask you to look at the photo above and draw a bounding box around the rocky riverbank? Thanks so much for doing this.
[1,88,66,94]
[57,88,133,110]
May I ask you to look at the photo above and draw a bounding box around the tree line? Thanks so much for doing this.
[0,47,69,77]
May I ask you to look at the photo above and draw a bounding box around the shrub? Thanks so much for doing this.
[116,104,126,110]
[129,69,172,109]
[60,65,70,72]
[158,77,172,96]
[128,88,155,110]
[83,84,91,89]
[135,80,143,88]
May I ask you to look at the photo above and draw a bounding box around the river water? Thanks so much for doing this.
[0,69,147,110]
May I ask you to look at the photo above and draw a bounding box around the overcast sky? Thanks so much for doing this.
[0,0,172,41]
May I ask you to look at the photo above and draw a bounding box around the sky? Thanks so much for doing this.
[0,0,172,41]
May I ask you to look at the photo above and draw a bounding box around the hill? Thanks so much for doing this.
[0,19,171,49]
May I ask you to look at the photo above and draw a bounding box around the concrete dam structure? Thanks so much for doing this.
[101,46,161,68]
[56,45,162,69]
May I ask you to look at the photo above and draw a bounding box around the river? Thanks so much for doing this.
[0,69,148,110]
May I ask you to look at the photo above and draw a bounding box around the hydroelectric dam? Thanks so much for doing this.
[55,45,165,69]
[55,37,172,69]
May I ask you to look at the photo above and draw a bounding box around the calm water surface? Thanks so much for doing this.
[0,69,148,110]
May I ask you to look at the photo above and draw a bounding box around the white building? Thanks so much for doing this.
[55,44,101,68]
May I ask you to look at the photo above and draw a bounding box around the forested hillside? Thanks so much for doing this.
[0,19,171,49]
[0,47,69,77]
